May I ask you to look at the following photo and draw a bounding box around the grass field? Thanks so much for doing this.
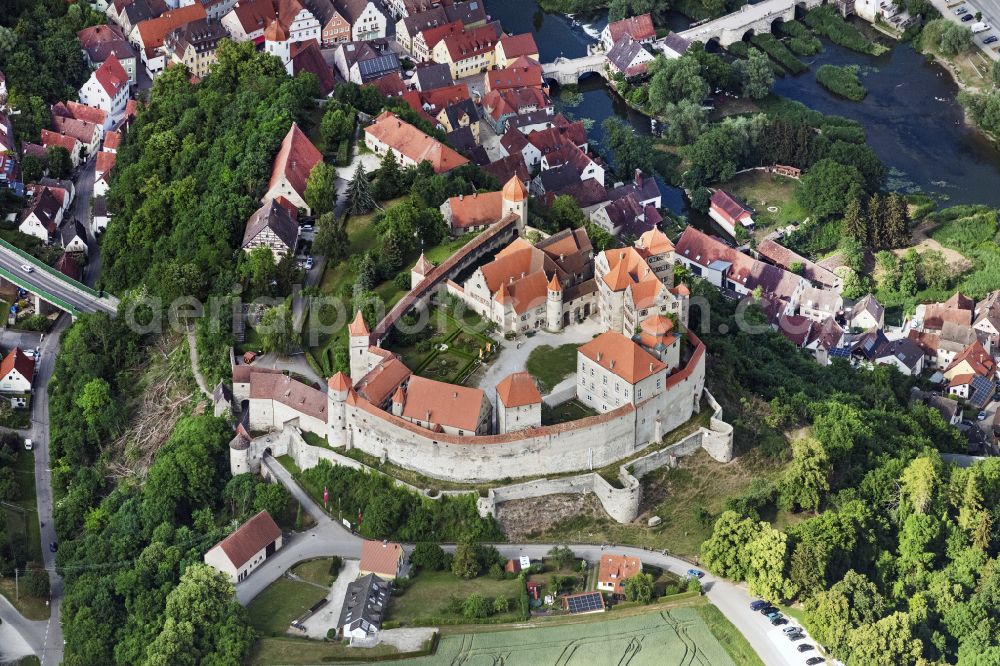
[717,171,806,236]
[0,450,49,620]
[525,343,578,393]
[543,399,598,425]
[372,604,740,666]
[291,557,337,587]
[250,637,403,665]
[246,576,327,637]
[389,570,522,625]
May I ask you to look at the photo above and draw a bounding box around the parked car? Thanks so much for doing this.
[750,600,768,611]
[805,658,825,666]
[766,611,782,620]
[760,606,778,616]
[789,633,807,642]
[978,411,988,420]
[798,644,815,652]
[49,541,57,553]
[985,35,999,44]
[783,626,800,634]
[305,257,314,270]
[770,616,788,626]
[20,264,32,273]
[23,438,32,451]
[963,13,975,21]
[686,569,705,578]
[955,6,968,13]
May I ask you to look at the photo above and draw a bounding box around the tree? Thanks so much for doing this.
[647,54,710,110]
[701,511,761,580]
[608,0,629,20]
[76,378,113,432]
[746,524,798,602]
[734,47,774,100]
[258,304,296,354]
[312,212,348,262]
[21,566,49,598]
[462,593,490,619]
[319,106,355,151]
[373,149,401,200]
[0,26,16,58]
[690,187,712,213]
[624,572,655,603]
[806,570,888,657]
[46,145,71,178]
[492,594,510,614]
[778,437,831,512]
[223,474,257,517]
[411,542,447,571]
[240,246,277,295]
[304,162,338,215]
[547,545,575,569]
[346,161,375,215]
[662,99,707,144]
[900,456,940,514]
[356,253,379,291]
[20,154,44,183]
[452,539,482,579]
[253,482,291,518]
[842,197,867,245]
[884,192,910,248]
[846,612,924,666]
[993,60,1000,88]
[920,250,949,290]
[796,159,865,221]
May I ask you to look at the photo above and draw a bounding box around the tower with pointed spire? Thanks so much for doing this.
[264,19,290,65]
[546,273,563,332]
[501,175,528,230]
[411,252,433,289]
[348,310,371,383]
[327,371,351,448]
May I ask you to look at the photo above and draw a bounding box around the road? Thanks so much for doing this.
[75,156,103,288]
[928,0,1000,61]
[0,244,116,316]
[240,455,797,666]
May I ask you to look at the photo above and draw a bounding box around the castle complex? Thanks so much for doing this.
[230,176,731,485]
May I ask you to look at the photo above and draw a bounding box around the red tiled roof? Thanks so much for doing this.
[93,54,129,99]
[447,191,503,229]
[418,20,464,50]
[605,14,655,44]
[578,331,666,385]
[597,553,642,590]
[135,4,207,55]
[364,111,468,174]
[348,310,369,337]
[486,56,543,91]
[40,129,78,153]
[0,347,35,382]
[945,340,995,377]
[369,72,407,98]
[95,151,117,175]
[328,371,351,391]
[360,539,404,576]
[250,371,327,420]
[441,23,500,62]
[267,122,322,200]
[496,371,542,407]
[399,375,487,432]
[356,356,411,407]
[710,189,752,226]
[214,510,281,569]
[497,33,538,59]
[104,130,122,150]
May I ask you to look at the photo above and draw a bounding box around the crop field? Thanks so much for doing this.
[368,608,736,666]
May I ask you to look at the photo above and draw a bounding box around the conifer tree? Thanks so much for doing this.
[885,192,910,248]
[346,161,375,215]
[842,197,867,246]
[868,193,886,249]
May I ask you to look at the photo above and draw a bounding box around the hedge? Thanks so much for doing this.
[751,34,809,73]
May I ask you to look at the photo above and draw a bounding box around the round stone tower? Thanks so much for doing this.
[327,371,351,448]
[501,175,529,230]
[229,427,251,476]
[546,273,563,332]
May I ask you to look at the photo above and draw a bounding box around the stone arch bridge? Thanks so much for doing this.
[675,0,826,47]
[541,52,608,86]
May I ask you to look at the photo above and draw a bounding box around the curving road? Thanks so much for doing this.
[0,245,117,316]
[243,455,795,666]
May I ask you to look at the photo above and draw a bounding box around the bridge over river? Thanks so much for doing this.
[675,0,826,47]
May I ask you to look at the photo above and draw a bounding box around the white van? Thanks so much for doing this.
[24,438,32,451]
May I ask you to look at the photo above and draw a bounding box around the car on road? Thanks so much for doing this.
[770,616,788,626]
[798,644,815,652]
[985,35,999,44]
[49,541,58,552]
[686,569,705,578]
[20,264,32,273]
[305,257,314,270]
[750,600,768,610]
[978,411,988,420]
[805,658,825,665]
[24,438,32,451]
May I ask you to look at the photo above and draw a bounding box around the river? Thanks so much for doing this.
[486,0,1000,211]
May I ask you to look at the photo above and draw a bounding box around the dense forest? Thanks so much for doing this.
[691,283,1000,666]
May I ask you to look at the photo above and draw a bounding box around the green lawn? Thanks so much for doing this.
[525,343,578,393]
[695,603,767,666]
[291,557,337,587]
[388,570,522,626]
[377,603,741,666]
[542,399,597,425]
[246,576,328,637]
[716,171,806,236]
[0,451,49,620]
[250,637,404,665]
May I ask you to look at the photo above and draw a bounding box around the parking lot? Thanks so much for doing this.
[751,600,843,666]
[929,0,1000,60]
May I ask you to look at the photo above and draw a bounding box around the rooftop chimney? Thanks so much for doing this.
[634,169,642,186]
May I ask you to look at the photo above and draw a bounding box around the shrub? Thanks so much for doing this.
[816,64,867,101]
[462,593,490,619]
[411,542,447,571]
[329,556,342,578]
[804,6,888,55]
[751,34,808,73]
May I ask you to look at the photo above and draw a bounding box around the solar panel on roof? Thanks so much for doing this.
[970,376,996,408]
[565,591,603,614]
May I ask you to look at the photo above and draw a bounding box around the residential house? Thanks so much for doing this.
[436,99,480,142]
[805,316,845,366]
[605,35,654,78]
[364,110,469,173]
[242,198,300,258]
[539,141,603,187]
[590,193,656,237]
[494,33,539,68]
[391,375,492,436]
[40,130,82,168]
[432,22,503,79]
[600,13,655,50]
[103,130,122,153]
[411,19,463,61]
[709,189,754,238]
[60,219,89,255]
[396,5,450,52]
[847,294,885,331]
[412,62,454,90]
[336,0,389,41]
[261,122,323,214]
[485,56,545,93]
[359,539,405,579]
[93,196,111,232]
[973,291,1000,346]
[874,337,925,376]
[19,188,65,242]
[578,332,668,414]
[370,71,407,97]
[163,18,230,79]
[289,40,336,95]
[110,0,169,36]
[440,189,505,235]
[77,24,140,84]
[482,153,529,185]
[916,292,974,332]
[94,151,117,197]
[660,32,691,58]
[0,348,34,394]
[608,169,661,209]
[55,252,83,282]
[798,286,842,323]
[755,238,842,291]
[943,340,996,396]
[203,510,283,583]
[333,40,401,83]
[596,553,643,596]
[49,116,101,158]
[77,54,130,120]
[337,574,389,642]
[131,4,208,76]
[52,101,110,134]
[496,371,542,433]
[913,389,962,426]
[482,87,552,134]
